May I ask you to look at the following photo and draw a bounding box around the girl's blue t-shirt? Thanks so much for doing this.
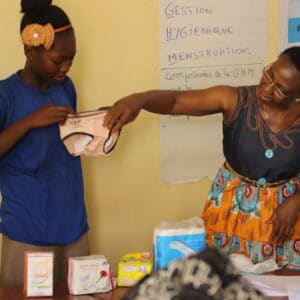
[0,72,88,246]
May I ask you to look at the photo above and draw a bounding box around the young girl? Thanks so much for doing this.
[0,0,89,285]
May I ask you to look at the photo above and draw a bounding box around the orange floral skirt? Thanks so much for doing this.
[201,165,300,269]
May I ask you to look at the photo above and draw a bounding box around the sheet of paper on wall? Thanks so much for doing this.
[159,0,268,183]
[242,274,300,298]
[278,0,300,54]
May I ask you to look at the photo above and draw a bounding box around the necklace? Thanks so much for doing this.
[260,102,293,160]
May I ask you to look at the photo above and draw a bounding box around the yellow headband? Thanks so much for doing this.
[21,23,72,50]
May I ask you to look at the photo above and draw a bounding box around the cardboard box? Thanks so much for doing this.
[23,251,54,297]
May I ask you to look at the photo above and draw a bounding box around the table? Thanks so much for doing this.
[0,268,299,300]
[266,268,300,276]
[255,268,300,300]
[0,282,129,300]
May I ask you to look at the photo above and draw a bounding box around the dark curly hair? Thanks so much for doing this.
[281,46,300,71]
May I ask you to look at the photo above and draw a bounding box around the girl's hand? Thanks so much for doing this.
[103,94,143,132]
[28,104,74,128]
[266,195,300,245]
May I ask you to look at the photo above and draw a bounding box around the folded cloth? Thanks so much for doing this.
[122,247,267,300]
[228,253,280,275]
[60,108,120,157]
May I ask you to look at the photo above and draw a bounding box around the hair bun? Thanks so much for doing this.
[21,0,52,14]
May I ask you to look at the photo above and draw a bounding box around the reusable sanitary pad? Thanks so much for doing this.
[60,109,120,157]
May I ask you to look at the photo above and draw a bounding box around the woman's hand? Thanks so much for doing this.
[27,104,74,128]
[103,94,143,132]
[266,194,300,245]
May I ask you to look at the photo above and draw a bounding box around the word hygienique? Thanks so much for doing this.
[165,24,233,41]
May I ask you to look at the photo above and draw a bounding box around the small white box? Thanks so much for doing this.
[23,251,54,297]
[68,255,113,295]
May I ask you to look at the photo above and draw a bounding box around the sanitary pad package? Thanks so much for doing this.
[23,251,54,297]
[153,216,206,270]
[118,252,153,287]
[67,255,114,295]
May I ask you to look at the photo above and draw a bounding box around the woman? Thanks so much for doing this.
[104,46,300,269]
[0,0,89,285]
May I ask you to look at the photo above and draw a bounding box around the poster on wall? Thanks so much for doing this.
[159,0,268,184]
[278,0,300,53]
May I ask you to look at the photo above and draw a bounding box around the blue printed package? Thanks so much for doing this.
[153,217,206,270]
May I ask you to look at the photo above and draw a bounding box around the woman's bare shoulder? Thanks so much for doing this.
[213,85,239,109]
[206,85,239,101]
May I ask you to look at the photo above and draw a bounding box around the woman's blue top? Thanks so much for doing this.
[0,72,88,246]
